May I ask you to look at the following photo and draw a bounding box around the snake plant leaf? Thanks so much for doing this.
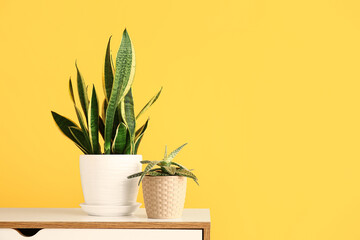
[136,87,162,120]
[104,29,135,154]
[99,116,105,140]
[103,36,114,102]
[74,105,88,136]
[69,78,90,141]
[124,140,133,154]
[88,86,100,154]
[121,88,136,151]
[69,126,92,154]
[162,166,177,175]
[176,168,199,185]
[134,118,149,154]
[75,63,89,122]
[164,145,167,159]
[51,111,80,144]
[101,99,107,121]
[170,161,189,170]
[134,134,143,155]
[73,107,92,152]
[112,123,127,153]
[102,99,119,140]
[69,77,75,103]
[122,126,133,154]
[116,29,136,104]
[138,161,160,185]
[164,143,188,162]
[135,118,149,139]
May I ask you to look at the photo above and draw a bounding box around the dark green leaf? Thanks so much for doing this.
[104,29,135,153]
[101,99,107,121]
[51,111,88,153]
[112,123,128,154]
[134,118,149,154]
[69,77,75,103]
[76,62,89,122]
[99,116,105,140]
[136,87,162,120]
[123,88,136,135]
[69,126,92,154]
[103,36,114,102]
[88,86,100,154]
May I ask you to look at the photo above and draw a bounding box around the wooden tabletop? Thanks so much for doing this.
[0,208,210,229]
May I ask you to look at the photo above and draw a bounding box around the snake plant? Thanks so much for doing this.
[128,143,199,185]
[51,29,162,154]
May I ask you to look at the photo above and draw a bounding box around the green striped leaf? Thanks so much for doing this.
[134,134,143,154]
[51,111,88,153]
[69,78,92,150]
[112,123,127,154]
[75,63,89,122]
[104,29,135,154]
[69,77,75,103]
[69,78,87,132]
[69,126,92,154]
[136,87,162,120]
[127,171,143,179]
[165,143,188,162]
[88,86,100,154]
[135,118,149,139]
[51,111,79,142]
[162,166,177,175]
[101,99,107,121]
[140,160,152,164]
[103,36,114,102]
[74,105,89,138]
[158,160,169,167]
[170,161,189,170]
[134,118,149,154]
[99,116,105,140]
[138,161,160,185]
[124,130,133,154]
[121,88,136,152]
[147,171,169,176]
[127,167,165,179]
[176,168,199,185]
[102,99,120,141]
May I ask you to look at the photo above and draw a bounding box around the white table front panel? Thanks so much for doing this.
[0,228,202,240]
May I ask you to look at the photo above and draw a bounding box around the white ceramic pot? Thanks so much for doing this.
[79,155,142,216]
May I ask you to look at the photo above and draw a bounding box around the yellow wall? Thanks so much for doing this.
[1,0,360,239]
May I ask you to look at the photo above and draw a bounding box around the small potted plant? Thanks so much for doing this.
[51,29,162,216]
[128,143,198,219]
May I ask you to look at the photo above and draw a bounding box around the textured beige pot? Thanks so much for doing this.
[142,176,187,219]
